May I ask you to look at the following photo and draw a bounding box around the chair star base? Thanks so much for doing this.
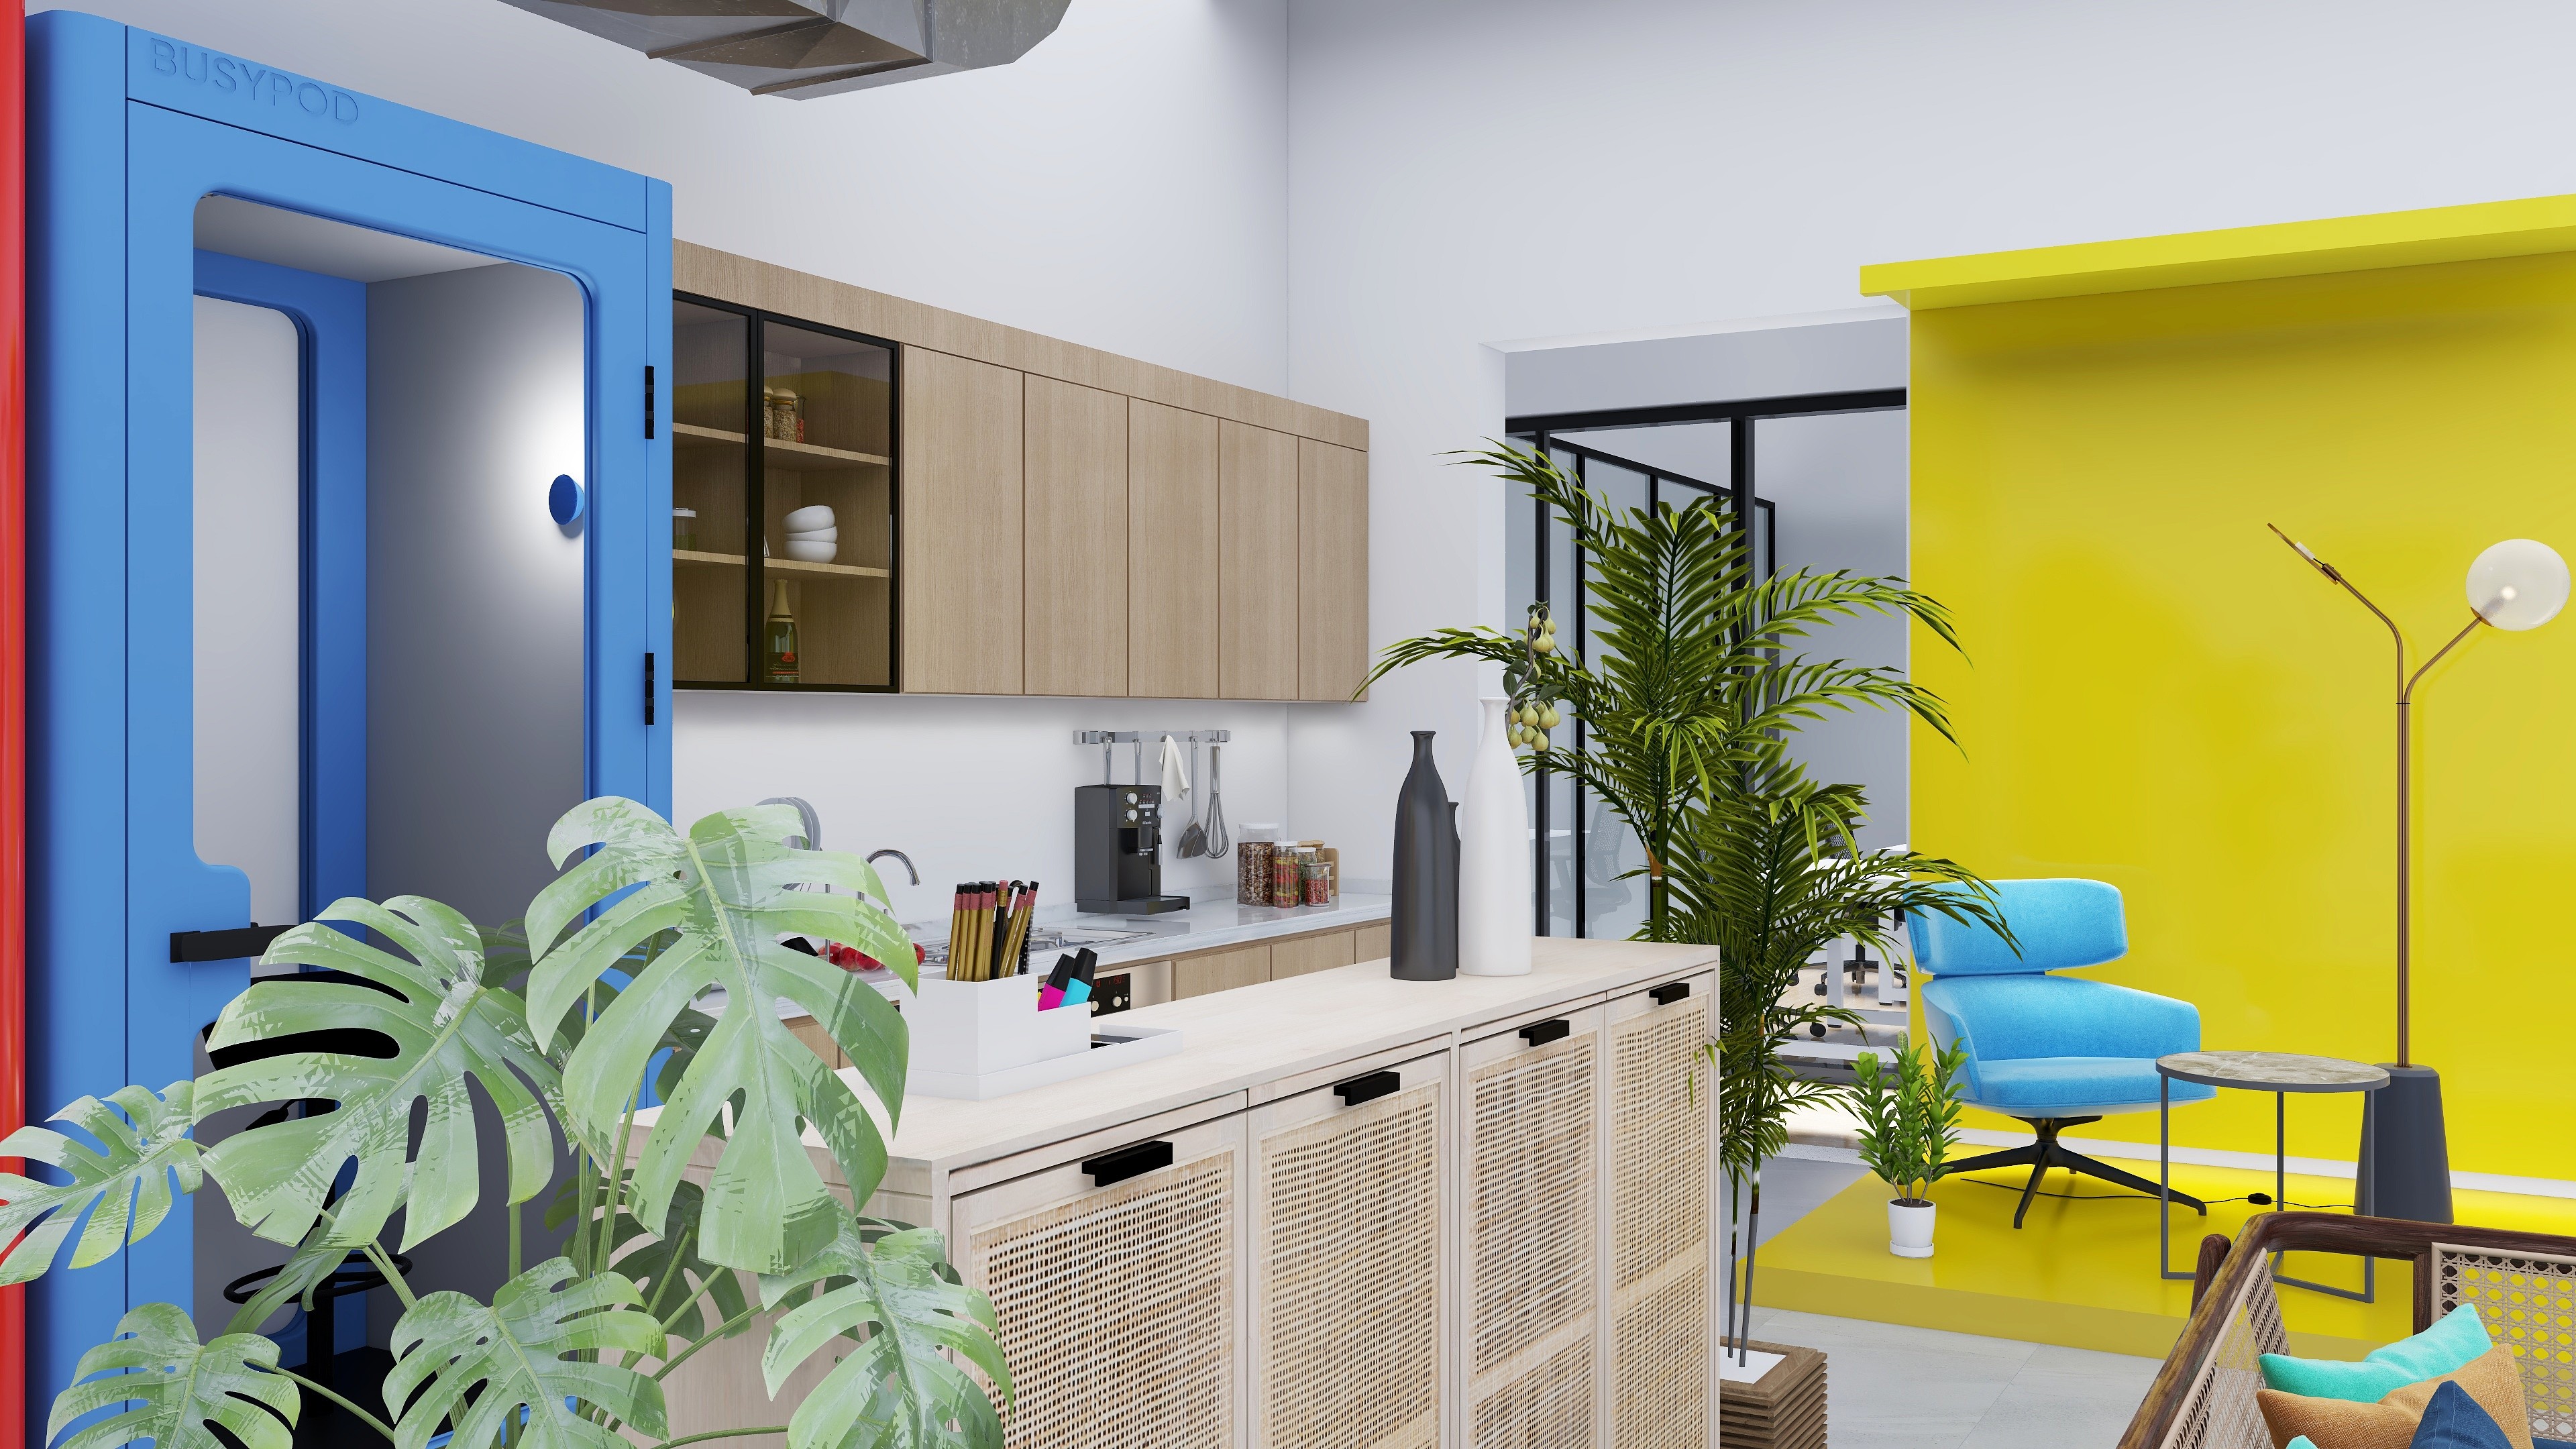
[1951,1116,2208,1229]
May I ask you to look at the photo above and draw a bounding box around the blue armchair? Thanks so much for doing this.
[1908,878,2214,1228]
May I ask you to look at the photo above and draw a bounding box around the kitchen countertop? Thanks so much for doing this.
[646,935,1717,1187]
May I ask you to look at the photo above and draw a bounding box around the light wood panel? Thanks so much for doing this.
[1128,399,1221,699]
[1022,376,1128,696]
[1356,922,1391,963]
[1220,421,1301,701]
[1175,943,1273,999]
[679,241,1366,452]
[1270,930,1356,980]
[1298,439,1370,702]
[901,349,1024,694]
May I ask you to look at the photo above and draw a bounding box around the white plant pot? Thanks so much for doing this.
[1457,697,1532,976]
[1888,1199,1936,1258]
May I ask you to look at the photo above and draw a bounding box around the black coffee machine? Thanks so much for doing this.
[1075,784,1191,915]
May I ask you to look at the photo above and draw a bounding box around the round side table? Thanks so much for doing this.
[2157,1051,2388,1301]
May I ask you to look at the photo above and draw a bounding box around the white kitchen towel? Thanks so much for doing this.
[1159,734,1189,804]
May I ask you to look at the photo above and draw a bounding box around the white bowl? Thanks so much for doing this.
[783,539,839,564]
[786,526,839,543]
[783,504,837,533]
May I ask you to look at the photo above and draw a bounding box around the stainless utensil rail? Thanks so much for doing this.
[1074,729,1234,784]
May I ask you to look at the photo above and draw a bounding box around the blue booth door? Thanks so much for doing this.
[28,13,674,1413]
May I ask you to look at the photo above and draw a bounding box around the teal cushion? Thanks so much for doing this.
[2412,1379,2513,1449]
[2288,1440,2318,1449]
[2259,1303,2491,1401]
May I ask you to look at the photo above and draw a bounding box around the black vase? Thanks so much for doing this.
[1391,731,1459,980]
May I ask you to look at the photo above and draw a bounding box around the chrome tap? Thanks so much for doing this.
[867,849,920,885]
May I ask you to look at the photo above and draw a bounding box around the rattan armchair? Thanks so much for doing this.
[2120,1212,2576,1449]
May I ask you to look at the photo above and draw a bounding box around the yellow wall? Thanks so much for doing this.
[1909,249,2576,1177]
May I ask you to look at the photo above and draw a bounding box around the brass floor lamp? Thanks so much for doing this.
[2269,526,2569,1222]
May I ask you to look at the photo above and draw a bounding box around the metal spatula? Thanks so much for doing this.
[1176,737,1207,857]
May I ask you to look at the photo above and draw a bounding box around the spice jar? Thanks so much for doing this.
[1302,859,1330,907]
[1271,847,1305,909]
[1237,841,1275,906]
[672,507,696,551]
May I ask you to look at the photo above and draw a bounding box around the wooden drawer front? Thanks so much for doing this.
[1175,942,1271,998]
[1463,1009,1603,1447]
[1607,983,1712,1448]
[1251,1056,1446,1449]
[1355,921,1391,962]
[1269,928,1355,979]
[956,1116,1246,1448]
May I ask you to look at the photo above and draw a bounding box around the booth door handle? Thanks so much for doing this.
[1650,981,1691,1006]
[1334,1070,1400,1107]
[1082,1140,1175,1187]
[172,924,293,964]
[1519,1018,1571,1048]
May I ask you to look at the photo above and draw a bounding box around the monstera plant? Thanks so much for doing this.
[0,800,1012,1449]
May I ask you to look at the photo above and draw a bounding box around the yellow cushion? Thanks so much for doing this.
[2257,1344,2532,1449]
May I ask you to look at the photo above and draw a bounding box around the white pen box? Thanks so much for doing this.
[883,971,1183,1100]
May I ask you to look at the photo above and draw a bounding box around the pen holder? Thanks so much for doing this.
[892,972,1093,1077]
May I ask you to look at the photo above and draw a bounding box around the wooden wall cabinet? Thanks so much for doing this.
[901,350,1025,694]
[1022,376,1129,696]
[1219,421,1302,701]
[674,246,1371,701]
[1128,399,1222,698]
[1299,439,1370,702]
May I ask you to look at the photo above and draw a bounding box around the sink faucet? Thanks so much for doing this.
[867,849,920,885]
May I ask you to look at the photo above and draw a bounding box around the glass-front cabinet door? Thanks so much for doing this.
[672,294,898,689]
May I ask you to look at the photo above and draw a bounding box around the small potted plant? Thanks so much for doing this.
[1849,1038,1968,1258]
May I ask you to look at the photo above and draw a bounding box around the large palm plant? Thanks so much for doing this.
[3,800,1011,1449]
[1360,443,1966,938]
[1363,444,2015,1352]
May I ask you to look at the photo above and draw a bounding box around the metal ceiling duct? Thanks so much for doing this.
[499,0,1073,99]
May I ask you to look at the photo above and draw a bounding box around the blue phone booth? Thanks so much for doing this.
[26,12,672,1420]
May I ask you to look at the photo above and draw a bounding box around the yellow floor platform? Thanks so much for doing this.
[1747,1162,2576,1361]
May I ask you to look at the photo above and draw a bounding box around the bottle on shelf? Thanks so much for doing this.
[766,580,800,684]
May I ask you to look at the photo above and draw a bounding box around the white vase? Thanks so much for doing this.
[1458,696,1533,976]
[1888,1199,1937,1258]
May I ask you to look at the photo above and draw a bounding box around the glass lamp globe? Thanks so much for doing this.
[2467,538,2571,631]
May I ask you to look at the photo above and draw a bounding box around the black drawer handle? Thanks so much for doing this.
[1519,1018,1570,1048]
[1082,1140,1174,1187]
[172,924,294,964]
[1334,1069,1400,1107]
[1650,981,1691,1006]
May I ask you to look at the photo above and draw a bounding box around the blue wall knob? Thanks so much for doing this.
[549,473,584,525]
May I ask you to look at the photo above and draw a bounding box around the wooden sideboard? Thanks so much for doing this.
[657,935,1717,1448]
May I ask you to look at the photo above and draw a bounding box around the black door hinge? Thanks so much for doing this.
[645,365,656,439]
[645,652,657,725]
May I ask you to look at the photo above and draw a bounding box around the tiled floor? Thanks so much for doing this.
[1724,1152,2165,1448]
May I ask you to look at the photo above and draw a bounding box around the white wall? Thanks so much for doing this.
[52,0,1309,898]
[1286,0,2576,877]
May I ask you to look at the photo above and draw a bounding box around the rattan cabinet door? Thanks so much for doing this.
[1459,1006,1606,1448]
[1604,975,1715,1448]
[954,1114,1249,1449]
[1249,1052,1448,1449]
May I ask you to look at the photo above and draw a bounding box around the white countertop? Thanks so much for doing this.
[644,936,1717,1195]
[879,935,1711,1175]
